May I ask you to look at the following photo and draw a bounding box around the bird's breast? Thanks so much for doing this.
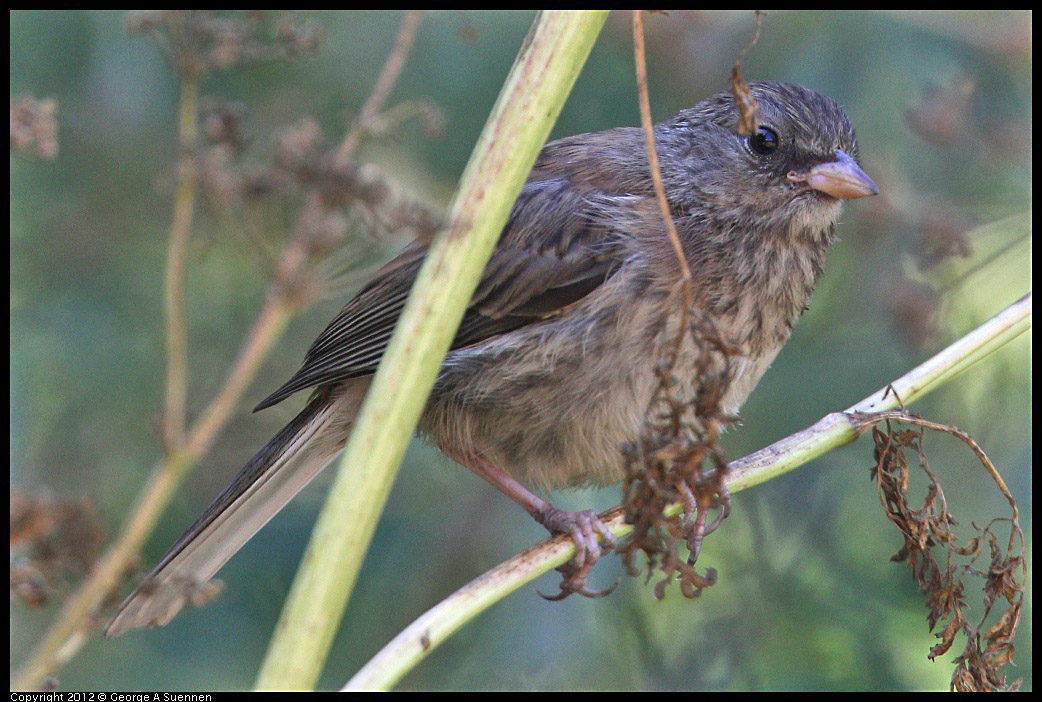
[419,227,828,493]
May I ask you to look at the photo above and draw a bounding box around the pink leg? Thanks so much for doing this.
[454,451,617,599]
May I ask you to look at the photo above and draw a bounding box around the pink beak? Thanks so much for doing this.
[790,150,878,200]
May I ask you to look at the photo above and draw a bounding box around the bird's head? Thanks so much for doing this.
[658,81,877,241]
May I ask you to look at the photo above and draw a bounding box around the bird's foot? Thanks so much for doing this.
[534,506,618,600]
[676,481,732,564]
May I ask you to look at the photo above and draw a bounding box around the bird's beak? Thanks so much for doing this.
[792,150,878,200]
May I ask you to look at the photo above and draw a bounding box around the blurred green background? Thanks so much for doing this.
[11,10,1031,692]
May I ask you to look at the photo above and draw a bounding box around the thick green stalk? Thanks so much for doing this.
[254,10,611,691]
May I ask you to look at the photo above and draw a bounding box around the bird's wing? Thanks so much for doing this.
[254,173,637,411]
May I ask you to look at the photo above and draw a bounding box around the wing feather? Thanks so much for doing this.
[255,133,648,412]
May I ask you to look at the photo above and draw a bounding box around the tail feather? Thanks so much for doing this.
[104,381,367,638]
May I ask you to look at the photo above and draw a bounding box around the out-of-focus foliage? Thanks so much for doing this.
[11,10,1030,691]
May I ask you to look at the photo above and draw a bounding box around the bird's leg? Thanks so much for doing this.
[452,451,616,599]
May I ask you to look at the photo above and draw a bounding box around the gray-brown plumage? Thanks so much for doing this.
[105,82,876,636]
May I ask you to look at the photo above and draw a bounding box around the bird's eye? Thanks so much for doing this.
[748,126,780,156]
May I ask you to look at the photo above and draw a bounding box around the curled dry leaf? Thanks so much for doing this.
[730,11,766,136]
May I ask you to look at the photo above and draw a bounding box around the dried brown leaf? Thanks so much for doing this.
[864,412,1025,691]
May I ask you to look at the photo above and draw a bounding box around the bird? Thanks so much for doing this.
[105,81,877,637]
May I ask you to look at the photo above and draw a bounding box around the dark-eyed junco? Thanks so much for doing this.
[106,81,877,636]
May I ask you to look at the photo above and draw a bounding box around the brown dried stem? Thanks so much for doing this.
[632,10,692,291]
[162,69,200,451]
[624,9,735,603]
[632,8,695,402]
[334,9,425,169]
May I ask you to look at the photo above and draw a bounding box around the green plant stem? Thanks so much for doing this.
[253,10,611,692]
[343,291,1031,691]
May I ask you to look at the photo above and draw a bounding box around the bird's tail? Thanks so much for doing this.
[104,380,368,638]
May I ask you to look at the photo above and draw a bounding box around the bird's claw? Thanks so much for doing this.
[534,507,617,600]
[679,483,732,565]
[540,561,619,601]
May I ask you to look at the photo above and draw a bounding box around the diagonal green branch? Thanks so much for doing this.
[342,291,1031,692]
[254,10,611,691]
